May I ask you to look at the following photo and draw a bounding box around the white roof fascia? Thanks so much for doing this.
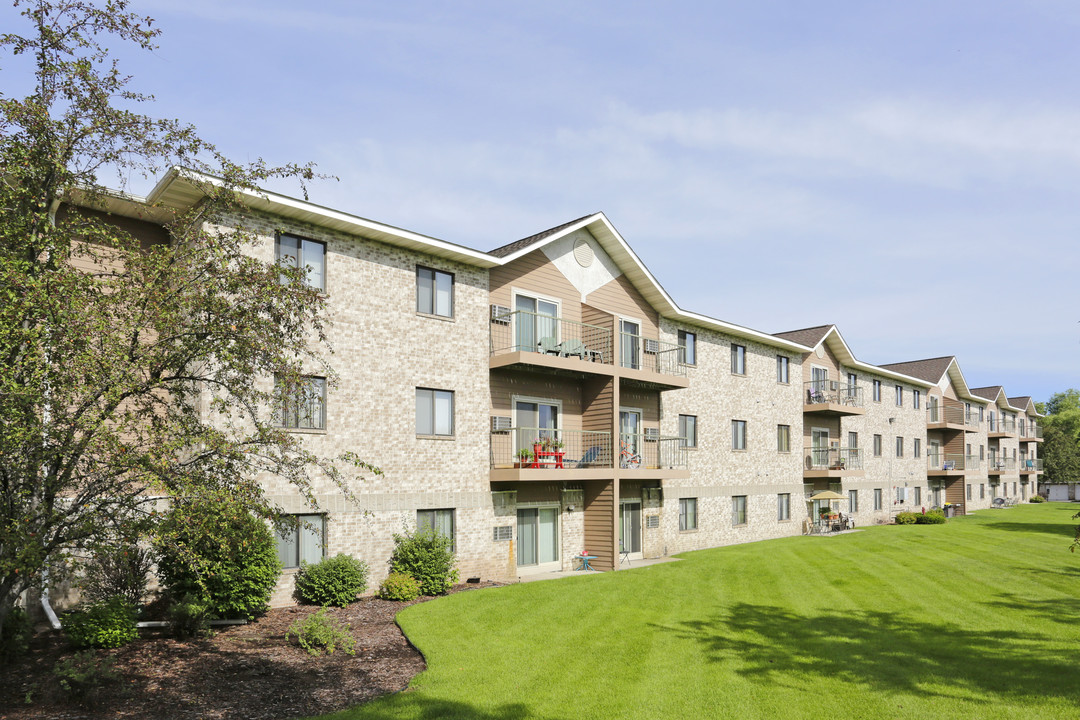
[812,326,934,389]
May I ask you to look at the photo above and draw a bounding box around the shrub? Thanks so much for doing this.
[79,543,152,607]
[63,597,138,649]
[52,650,119,701]
[167,594,214,639]
[378,572,422,602]
[915,510,947,524]
[1030,494,1046,503]
[389,528,459,596]
[295,553,369,607]
[895,511,917,525]
[154,494,281,620]
[1,606,31,660]
[285,607,356,656]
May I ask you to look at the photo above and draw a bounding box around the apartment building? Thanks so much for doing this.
[97,171,1043,603]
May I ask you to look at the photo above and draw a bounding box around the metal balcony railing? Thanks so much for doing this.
[965,411,981,428]
[965,455,982,470]
[987,456,1017,472]
[490,310,613,365]
[490,427,613,470]
[928,453,967,471]
[619,433,688,470]
[1019,457,1044,472]
[927,404,965,425]
[1019,424,1043,440]
[618,333,686,377]
[988,417,1017,434]
[804,381,864,408]
[805,446,863,470]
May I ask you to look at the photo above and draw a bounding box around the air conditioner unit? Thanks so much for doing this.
[644,427,660,441]
[643,339,659,354]
[490,304,511,325]
[491,415,512,432]
[829,380,839,391]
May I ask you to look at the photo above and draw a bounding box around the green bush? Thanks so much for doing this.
[167,594,214,639]
[895,511,917,525]
[295,553,369,607]
[80,543,152,607]
[63,597,139,649]
[1,606,31,660]
[154,494,281,620]
[389,528,459,596]
[285,607,356,656]
[52,650,119,700]
[916,510,947,525]
[378,572,422,602]
[1030,494,1046,503]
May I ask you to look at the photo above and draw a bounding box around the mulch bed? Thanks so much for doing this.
[0,583,500,720]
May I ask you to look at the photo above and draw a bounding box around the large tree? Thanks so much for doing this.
[0,0,373,638]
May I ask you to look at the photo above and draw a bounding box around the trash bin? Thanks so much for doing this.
[944,505,955,518]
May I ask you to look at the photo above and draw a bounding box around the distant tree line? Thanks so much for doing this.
[1037,390,1080,485]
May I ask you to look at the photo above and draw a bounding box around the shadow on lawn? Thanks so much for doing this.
[983,594,1080,626]
[655,604,1080,704]
[330,699,568,720]
[978,521,1075,537]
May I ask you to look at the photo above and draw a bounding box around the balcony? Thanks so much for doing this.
[965,411,982,430]
[490,310,614,375]
[803,381,865,417]
[987,457,1017,475]
[927,403,966,431]
[490,427,614,481]
[618,433,690,478]
[988,417,1017,438]
[618,333,690,388]
[804,446,864,478]
[1019,424,1043,442]
[1019,458,1044,474]
[927,453,969,476]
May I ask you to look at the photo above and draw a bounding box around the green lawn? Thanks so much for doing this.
[319,503,1080,720]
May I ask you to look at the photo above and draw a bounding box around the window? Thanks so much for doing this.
[979,444,985,460]
[913,390,921,410]
[777,424,791,453]
[848,431,858,449]
[275,375,326,430]
[895,385,903,406]
[417,509,455,550]
[848,489,859,513]
[778,493,791,521]
[873,380,882,402]
[874,488,883,510]
[777,355,789,384]
[914,438,921,458]
[914,487,922,505]
[678,415,697,448]
[979,406,984,422]
[732,496,747,526]
[416,388,454,436]
[277,234,326,291]
[873,434,882,457]
[980,483,985,499]
[679,498,698,531]
[731,344,746,375]
[732,420,747,450]
[276,514,325,568]
[416,266,454,318]
[895,436,904,458]
[966,401,972,419]
[967,484,972,500]
[966,443,972,458]
[678,330,696,365]
[848,372,858,390]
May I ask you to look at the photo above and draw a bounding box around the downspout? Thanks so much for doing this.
[39,198,63,630]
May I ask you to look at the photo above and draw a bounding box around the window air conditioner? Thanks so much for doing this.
[643,339,659,354]
[490,304,511,325]
[644,428,660,441]
[491,416,512,432]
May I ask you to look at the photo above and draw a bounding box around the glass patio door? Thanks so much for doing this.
[620,410,642,467]
[620,501,641,555]
[811,428,829,468]
[515,400,558,455]
[515,295,558,352]
[516,507,559,567]
[811,366,828,394]
[620,319,640,369]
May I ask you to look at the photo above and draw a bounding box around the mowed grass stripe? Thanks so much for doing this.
[318,503,1080,720]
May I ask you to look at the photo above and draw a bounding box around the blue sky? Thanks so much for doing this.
[8,1,1078,403]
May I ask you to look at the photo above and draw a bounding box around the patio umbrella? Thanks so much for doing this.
[807,490,846,501]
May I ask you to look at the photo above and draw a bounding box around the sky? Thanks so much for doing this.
[5,1,1078,403]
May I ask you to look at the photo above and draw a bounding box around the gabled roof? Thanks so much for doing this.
[1008,396,1042,417]
[878,356,983,404]
[131,169,810,353]
[970,385,1025,412]
[773,324,933,388]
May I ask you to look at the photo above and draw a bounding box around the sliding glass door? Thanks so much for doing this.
[517,508,559,567]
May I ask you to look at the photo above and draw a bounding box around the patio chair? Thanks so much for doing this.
[574,446,602,468]
[942,460,955,471]
[620,540,631,566]
[559,338,587,360]
[807,388,827,404]
[537,336,560,355]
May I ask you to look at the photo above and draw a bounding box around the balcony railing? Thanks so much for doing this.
[1019,458,1044,472]
[965,411,981,428]
[927,453,967,471]
[490,427,613,470]
[928,404,965,426]
[490,310,613,365]
[965,454,982,470]
[805,446,863,470]
[618,333,687,377]
[987,456,1017,472]
[619,433,688,470]
[1019,424,1043,440]
[988,417,1017,434]
[804,381,864,408]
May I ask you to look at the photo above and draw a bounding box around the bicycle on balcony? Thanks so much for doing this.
[620,441,642,469]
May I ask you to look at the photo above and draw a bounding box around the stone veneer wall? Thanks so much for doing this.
[657,319,806,554]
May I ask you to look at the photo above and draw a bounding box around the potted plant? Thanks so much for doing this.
[533,438,544,457]
[515,448,533,468]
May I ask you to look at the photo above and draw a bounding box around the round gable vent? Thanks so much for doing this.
[573,238,594,267]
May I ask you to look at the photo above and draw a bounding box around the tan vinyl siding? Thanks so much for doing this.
[582,377,615,434]
[583,481,616,571]
[489,370,584,433]
[489,249,583,324]
[585,274,659,337]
